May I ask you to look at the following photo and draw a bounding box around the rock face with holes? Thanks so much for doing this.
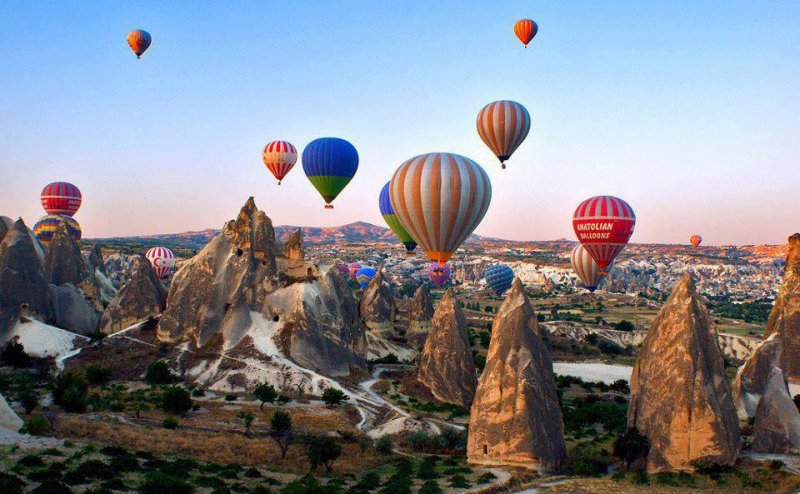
[283,228,304,261]
[358,269,396,338]
[467,279,565,473]
[100,255,167,334]
[628,274,740,473]
[765,233,800,381]
[157,198,367,381]
[417,289,476,408]
[751,367,800,453]
[407,284,434,348]
[732,334,783,420]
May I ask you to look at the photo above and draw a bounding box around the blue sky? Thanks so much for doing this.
[1,1,798,245]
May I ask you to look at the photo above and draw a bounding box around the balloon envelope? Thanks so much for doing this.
[476,100,531,168]
[41,182,81,217]
[573,196,635,269]
[484,265,514,296]
[514,19,538,47]
[33,215,81,244]
[427,262,451,287]
[379,182,416,254]
[356,267,376,289]
[127,29,151,58]
[347,262,361,280]
[146,246,175,279]
[571,244,606,292]
[302,138,358,208]
[389,153,492,267]
[263,140,298,185]
[690,235,702,248]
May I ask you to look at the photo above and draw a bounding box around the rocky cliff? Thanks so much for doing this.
[407,284,434,348]
[732,334,782,420]
[751,367,800,453]
[358,269,396,338]
[765,233,800,381]
[101,255,167,334]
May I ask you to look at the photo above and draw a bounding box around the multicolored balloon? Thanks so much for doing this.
[355,267,376,289]
[127,29,152,59]
[33,215,81,244]
[573,196,635,271]
[348,262,361,280]
[262,140,297,185]
[514,19,538,47]
[389,153,492,267]
[427,262,451,287]
[484,265,514,296]
[379,182,416,255]
[41,182,81,217]
[571,244,606,293]
[690,235,702,248]
[302,137,358,209]
[145,246,175,279]
[476,100,531,169]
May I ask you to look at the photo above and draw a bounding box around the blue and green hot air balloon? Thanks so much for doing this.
[356,266,377,289]
[302,137,358,209]
[379,182,417,255]
[484,265,514,296]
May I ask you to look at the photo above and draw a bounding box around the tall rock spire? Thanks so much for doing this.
[765,233,800,380]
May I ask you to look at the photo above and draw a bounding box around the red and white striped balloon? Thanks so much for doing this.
[145,246,175,279]
[476,100,531,169]
[572,195,635,270]
[262,140,298,185]
[570,244,606,292]
[41,182,82,217]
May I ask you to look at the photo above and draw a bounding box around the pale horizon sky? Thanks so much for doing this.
[1,1,798,246]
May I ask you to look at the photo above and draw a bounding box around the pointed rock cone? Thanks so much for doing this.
[101,255,167,334]
[628,274,740,473]
[467,278,565,472]
[416,289,477,408]
[358,269,396,338]
[407,284,434,348]
[731,334,782,420]
[44,220,90,286]
[765,233,800,381]
[751,367,800,454]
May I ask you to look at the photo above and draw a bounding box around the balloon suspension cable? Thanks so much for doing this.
[324,204,334,209]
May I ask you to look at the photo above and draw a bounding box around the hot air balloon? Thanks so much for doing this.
[476,100,531,169]
[389,153,492,267]
[127,30,152,59]
[571,244,607,293]
[262,140,297,185]
[146,246,175,279]
[690,235,702,248]
[33,215,81,244]
[427,262,451,287]
[573,196,635,272]
[348,262,361,280]
[356,267,376,289]
[336,262,350,277]
[514,19,538,47]
[379,182,417,255]
[302,138,358,209]
[41,182,81,217]
[484,265,514,296]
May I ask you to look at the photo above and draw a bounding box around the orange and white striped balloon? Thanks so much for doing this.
[571,244,606,292]
[262,140,298,185]
[389,153,492,267]
[476,100,531,169]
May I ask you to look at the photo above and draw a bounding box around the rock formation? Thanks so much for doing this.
[765,233,800,381]
[44,221,91,286]
[467,278,565,472]
[407,285,434,348]
[358,269,396,338]
[284,228,304,261]
[87,244,106,275]
[50,284,100,335]
[416,289,476,408]
[627,274,739,473]
[751,367,800,454]
[732,334,782,420]
[100,255,167,334]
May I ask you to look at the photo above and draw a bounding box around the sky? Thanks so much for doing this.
[1,1,798,246]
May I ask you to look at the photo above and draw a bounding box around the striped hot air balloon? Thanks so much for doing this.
[514,19,538,47]
[348,262,361,280]
[262,140,297,185]
[573,196,636,270]
[427,262,451,287]
[33,215,81,245]
[484,265,514,296]
[356,266,376,289]
[690,235,702,248]
[389,153,492,267]
[379,182,417,255]
[571,244,606,292]
[302,137,359,209]
[41,182,82,217]
[127,29,152,59]
[476,100,531,169]
[145,246,175,279]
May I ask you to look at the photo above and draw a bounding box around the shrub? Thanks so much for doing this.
[447,475,470,488]
[354,471,381,491]
[0,339,30,368]
[609,379,630,393]
[236,410,255,435]
[144,361,174,385]
[253,383,277,409]
[477,472,497,484]
[613,428,649,467]
[375,435,393,455]
[269,410,294,459]
[225,394,237,401]
[19,389,39,413]
[0,472,24,494]
[417,456,439,479]
[565,443,612,476]
[160,386,192,415]
[191,387,205,397]
[162,416,179,429]
[418,480,442,494]
[478,331,491,348]
[31,480,71,494]
[321,388,348,406]
[53,372,88,412]
[794,394,800,413]
[21,414,50,436]
[139,472,194,494]
[84,365,112,386]
[614,320,635,332]
[306,435,342,472]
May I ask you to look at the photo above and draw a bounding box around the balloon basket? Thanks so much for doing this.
[324,205,333,209]
[501,164,506,170]
[405,251,416,257]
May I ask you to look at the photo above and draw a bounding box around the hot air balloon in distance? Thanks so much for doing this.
[302,137,358,209]
[262,140,297,185]
[127,30,152,59]
[336,262,350,277]
[484,265,514,296]
[389,153,492,267]
[573,195,635,273]
[571,244,607,293]
[41,182,81,217]
[348,262,361,281]
[379,182,417,255]
[33,215,81,245]
[476,100,531,169]
[514,19,538,48]
[427,262,451,287]
[356,267,376,289]
[690,235,702,248]
[146,246,175,279]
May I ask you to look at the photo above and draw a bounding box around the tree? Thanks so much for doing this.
[53,372,88,413]
[0,338,30,368]
[358,437,371,457]
[253,383,277,410]
[613,427,650,468]
[270,410,295,459]
[321,388,348,406]
[19,390,39,414]
[306,435,342,472]
[614,320,635,332]
[84,364,112,386]
[145,361,174,385]
[160,386,192,415]
[237,410,255,436]
[375,435,393,455]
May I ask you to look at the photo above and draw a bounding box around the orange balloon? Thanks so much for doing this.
[514,19,538,47]
[690,235,702,248]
